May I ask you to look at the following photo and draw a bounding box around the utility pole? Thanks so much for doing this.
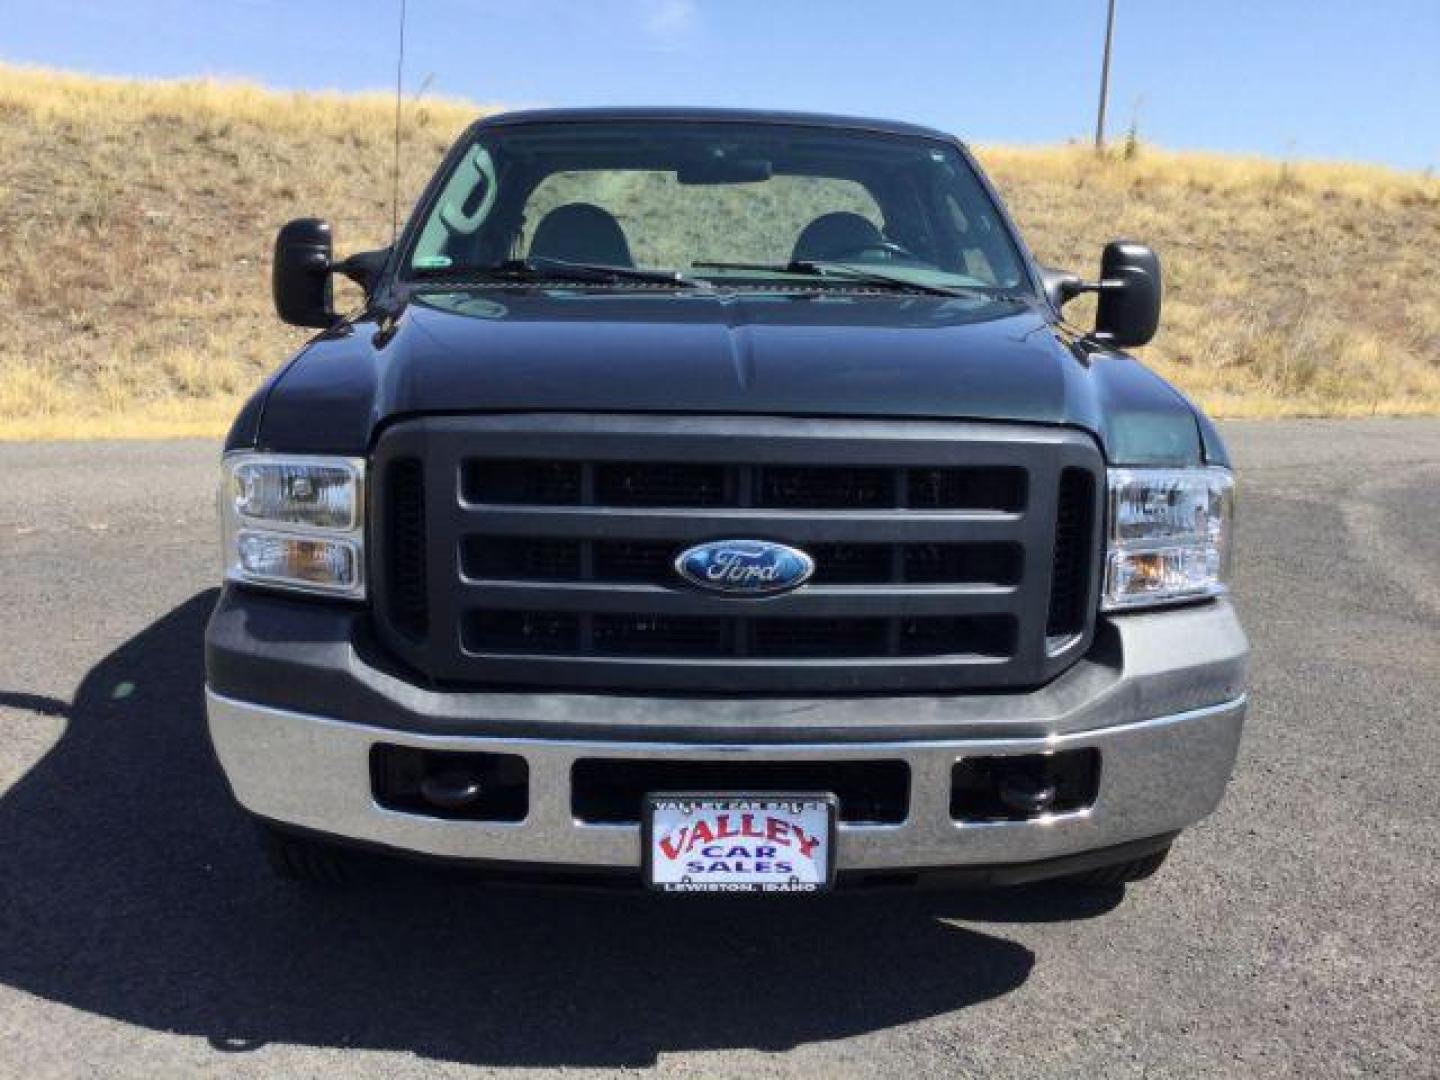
[1094,0,1117,150]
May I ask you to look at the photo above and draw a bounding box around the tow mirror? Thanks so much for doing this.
[273,218,336,328]
[1043,241,1163,348]
[1094,241,1162,347]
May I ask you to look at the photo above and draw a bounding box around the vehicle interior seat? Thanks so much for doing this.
[791,211,885,262]
[529,203,635,266]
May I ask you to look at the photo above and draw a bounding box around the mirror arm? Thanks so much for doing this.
[1064,278,1125,299]
[334,248,392,292]
[1039,266,1126,310]
[334,257,366,287]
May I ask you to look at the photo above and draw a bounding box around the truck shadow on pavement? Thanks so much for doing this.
[0,591,1122,1068]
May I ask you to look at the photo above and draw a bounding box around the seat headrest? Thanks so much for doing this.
[791,212,883,262]
[529,203,634,267]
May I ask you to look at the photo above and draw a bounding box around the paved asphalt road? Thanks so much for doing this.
[0,420,1436,1079]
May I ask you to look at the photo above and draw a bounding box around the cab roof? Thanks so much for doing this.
[470,107,960,145]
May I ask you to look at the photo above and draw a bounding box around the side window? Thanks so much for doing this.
[944,193,995,281]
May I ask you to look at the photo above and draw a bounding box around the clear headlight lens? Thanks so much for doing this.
[1104,466,1233,610]
[233,461,357,529]
[221,454,364,598]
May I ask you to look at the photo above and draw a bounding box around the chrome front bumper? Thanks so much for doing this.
[206,689,1246,872]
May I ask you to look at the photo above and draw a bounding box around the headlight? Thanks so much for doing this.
[1103,466,1233,610]
[221,454,365,598]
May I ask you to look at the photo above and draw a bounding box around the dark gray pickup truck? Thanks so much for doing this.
[206,109,1247,893]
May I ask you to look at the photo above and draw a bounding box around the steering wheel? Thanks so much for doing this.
[825,240,919,262]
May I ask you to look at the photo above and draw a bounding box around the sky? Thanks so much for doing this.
[3,0,1437,171]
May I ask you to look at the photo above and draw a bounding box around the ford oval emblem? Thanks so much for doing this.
[674,539,815,597]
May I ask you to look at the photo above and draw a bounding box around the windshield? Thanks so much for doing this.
[405,120,1032,295]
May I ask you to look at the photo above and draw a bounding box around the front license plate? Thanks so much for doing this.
[644,794,837,893]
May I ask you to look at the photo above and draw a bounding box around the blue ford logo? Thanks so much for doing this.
[674,540,815,596]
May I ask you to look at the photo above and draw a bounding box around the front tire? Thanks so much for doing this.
[259,825,368,887]
[1063,843,1171,888]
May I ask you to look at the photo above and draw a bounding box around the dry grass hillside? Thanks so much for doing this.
[1,64,1437,439]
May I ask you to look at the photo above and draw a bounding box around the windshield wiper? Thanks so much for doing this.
[692,259,993,299]
[420,256,704,288]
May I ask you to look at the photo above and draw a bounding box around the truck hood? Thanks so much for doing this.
[248,287,1219,466]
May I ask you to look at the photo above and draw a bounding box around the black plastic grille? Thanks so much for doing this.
[757,466,894,509]
[1046,467,1096,638]
[385,458,429,639]
[751,617,889,657]
[597,462,727,507]
[908,467,1027,511]
[464,459,581,504]
[470,610,580,652]
[461,538,1021,587]
[463,459,1026,511]
[899,615,1014,657]
[594,540,678,582]
[903,542,1019,585]
[805,543,893,583]
[592,613,733,657]
[373,416,1103,694]
[466,612,1013,660]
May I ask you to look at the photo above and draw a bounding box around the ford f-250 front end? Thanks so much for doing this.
[205,110,1247,892]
